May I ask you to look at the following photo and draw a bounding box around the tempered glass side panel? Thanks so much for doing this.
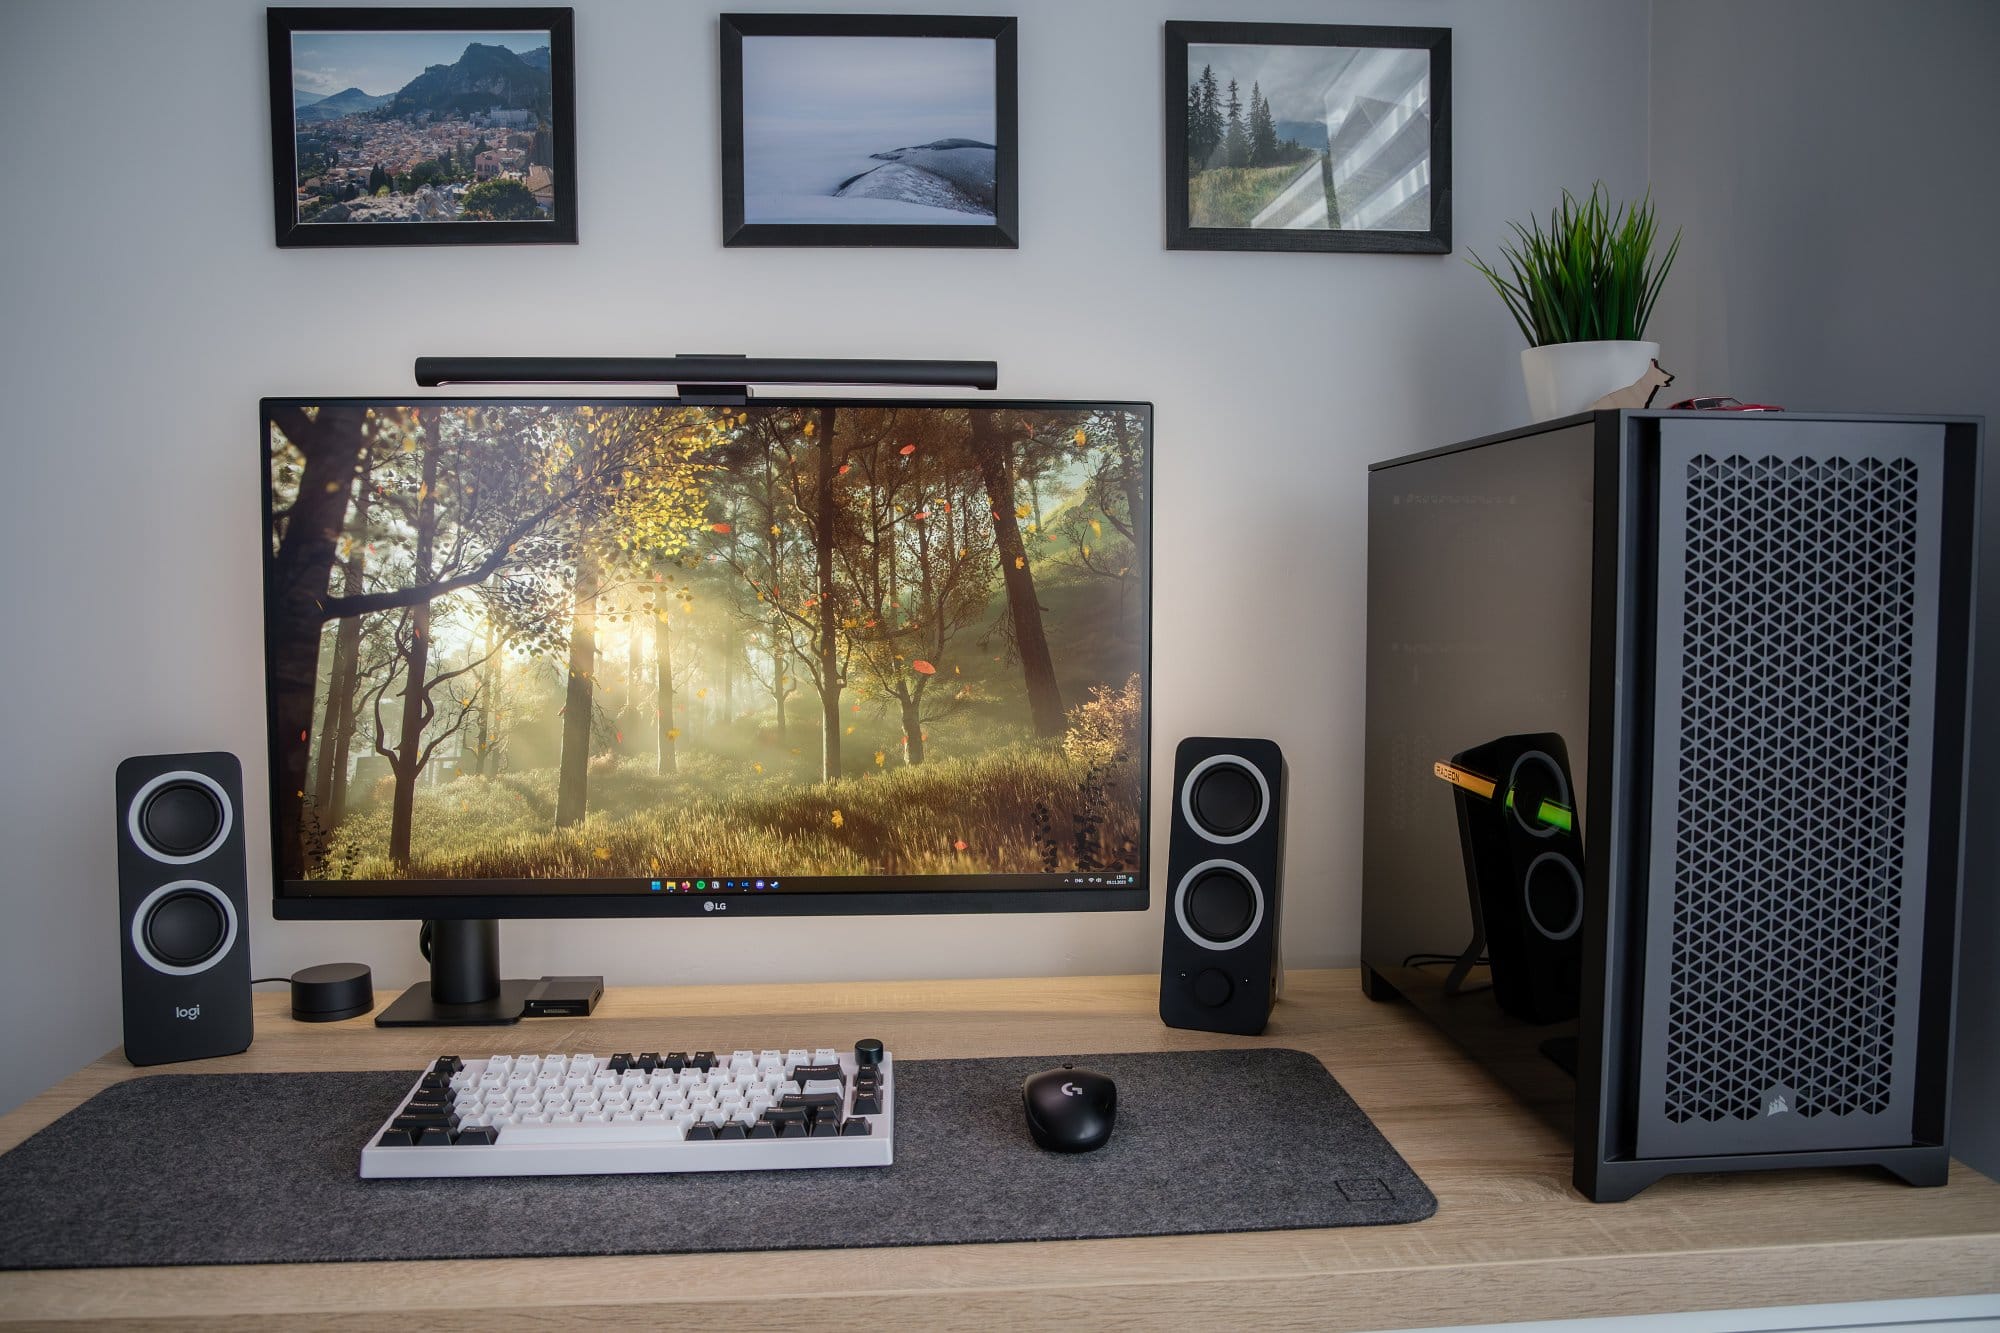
[1362,421,1596,1119]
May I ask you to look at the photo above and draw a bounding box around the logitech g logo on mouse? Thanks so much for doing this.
[1060,1081,1082,1097]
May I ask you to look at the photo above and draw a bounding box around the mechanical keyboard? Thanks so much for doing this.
[360,1038,893,1178]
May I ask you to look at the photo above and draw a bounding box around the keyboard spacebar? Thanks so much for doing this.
[499,1122,687,1145]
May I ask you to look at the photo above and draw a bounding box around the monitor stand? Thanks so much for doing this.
[375,919,537,1027]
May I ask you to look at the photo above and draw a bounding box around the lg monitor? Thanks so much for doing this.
[263,395,1151,1021]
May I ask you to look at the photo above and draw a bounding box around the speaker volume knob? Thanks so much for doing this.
[1193,968,1233,1007]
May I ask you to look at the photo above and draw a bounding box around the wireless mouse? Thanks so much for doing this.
[1022,1063,1116,1152]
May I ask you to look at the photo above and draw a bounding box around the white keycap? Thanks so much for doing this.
[786,1049,809,1068]
[730,1050,756,1068]
[731,1107,758,1127]
[671,1110,696,1130]
[759,1050,784,1070]
[500,1120,687,1145]
[802,1078,843,1097]
[813,1048,838,1065]
[702,1108,728,1127]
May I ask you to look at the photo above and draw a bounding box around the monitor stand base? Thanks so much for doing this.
[374,978,537,1027]
[373,919,532,1027]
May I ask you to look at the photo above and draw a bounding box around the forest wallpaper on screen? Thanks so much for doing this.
[265,401,1148,884]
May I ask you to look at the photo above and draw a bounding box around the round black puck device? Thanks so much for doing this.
[289,962,374,1022]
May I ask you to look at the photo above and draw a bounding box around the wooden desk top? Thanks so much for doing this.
[2,970,1995,1329]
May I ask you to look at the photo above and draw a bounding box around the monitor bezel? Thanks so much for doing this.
[262,393,1153,922]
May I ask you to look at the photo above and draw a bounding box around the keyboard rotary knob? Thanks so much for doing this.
[854,1038,884,1067]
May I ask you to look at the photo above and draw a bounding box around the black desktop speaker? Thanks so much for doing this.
[1159,737,1285,1036]
[1363,411,1981,1201]
[1445,732,1584,1025]
[115,752,254,1066]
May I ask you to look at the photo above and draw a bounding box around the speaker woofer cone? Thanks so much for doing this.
[1178,754,1270,844]
[129,880,239,976]
[1172,858,1265,951]
[126,771,233,864]
[1523,851,1584,941]
[1505,751,1572,840]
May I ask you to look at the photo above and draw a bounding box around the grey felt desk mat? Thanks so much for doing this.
[0,1048,1433,1269]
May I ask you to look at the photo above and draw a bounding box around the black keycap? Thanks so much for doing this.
[777,1122,807,1139]
[854,1038,884,1067]
[790,1063,846,1088]
[393,1113,455,1134]
[419,1073,452,1093]
[691,1051,717,1071]
[454,1125,499,1145]
[810,1119,839,1138]
[687,1122,717,1141]
[431,1056,464,1076]
[780,1092,841,1113]
[664,1053,688,1071]
[718,1123,748,1140]
[749,1122,777,1139]
[607,1054,631,1074]
[403,1097,450,1115]
[841,1117,873,1137]
[852,1090,883,1116]
[637,1053,660,1072]
[376,1128,415,1147]
[416,1126,453,1146]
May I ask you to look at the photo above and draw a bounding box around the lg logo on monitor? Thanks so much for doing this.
[702,901,728,913]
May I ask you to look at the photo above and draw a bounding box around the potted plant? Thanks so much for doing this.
[1470,183,1680,420]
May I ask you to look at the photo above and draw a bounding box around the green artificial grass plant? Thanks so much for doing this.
[1469,183,1681,347]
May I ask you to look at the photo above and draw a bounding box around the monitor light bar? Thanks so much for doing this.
[413,355,998,391]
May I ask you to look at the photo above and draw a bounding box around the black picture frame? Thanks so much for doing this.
[721,13,1019,249]
[1165,21,1451,254]
[267,7,578,248]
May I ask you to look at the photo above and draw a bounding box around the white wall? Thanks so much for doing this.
[1649,0,2000,1179]
[0,0,1652,1110]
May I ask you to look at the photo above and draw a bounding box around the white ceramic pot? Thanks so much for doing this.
[1520,340,1660,420]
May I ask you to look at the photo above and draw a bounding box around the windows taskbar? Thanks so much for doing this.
[283,871,1141,898]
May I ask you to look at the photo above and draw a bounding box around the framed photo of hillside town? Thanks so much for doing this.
[1165,21,1450,254]
[266,7,577,247]
[721,14,1019,248]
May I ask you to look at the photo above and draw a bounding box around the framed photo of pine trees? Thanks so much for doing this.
[1165,21,1450,254]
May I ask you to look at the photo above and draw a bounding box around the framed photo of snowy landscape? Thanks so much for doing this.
[267,7,577,247]
[721,14,1019,248]
[1165,21,1450,254]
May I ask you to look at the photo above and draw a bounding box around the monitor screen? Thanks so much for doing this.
[263,397,1150,918]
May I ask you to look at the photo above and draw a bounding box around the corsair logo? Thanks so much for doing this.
[1767,1095,1789,1115]
[174,1004,201,1021]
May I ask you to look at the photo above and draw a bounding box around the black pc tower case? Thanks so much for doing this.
[1361,410,1981,1202]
